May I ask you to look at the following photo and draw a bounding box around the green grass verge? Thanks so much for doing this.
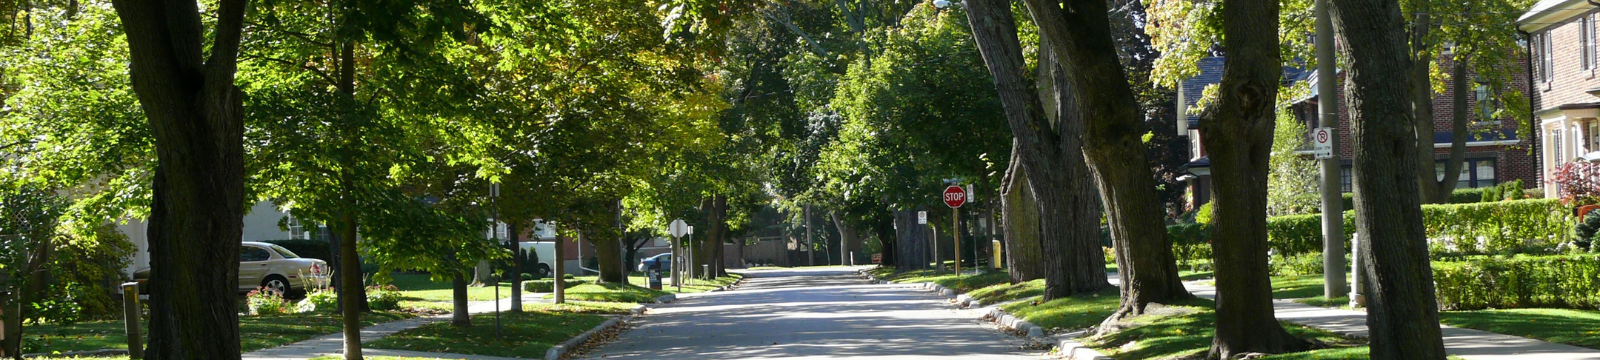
[386,273,516,303]
[999,287,1122,332]
[868,267,1010,293]
[967,279,1045,304]
[24,311,412,354]
[1085,298,1365,360]
[365,302,626,357]
[1199,274,1326,300]
[1438,308,1600,350]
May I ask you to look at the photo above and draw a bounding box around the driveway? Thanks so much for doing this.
[575,267,1041,360]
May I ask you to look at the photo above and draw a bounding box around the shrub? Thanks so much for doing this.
[1450,188,1485,204]
[521,273,534,281]
[296,289,338,313]
[1433,254,1600,310]
[247,287,291,315]
[563,273,576,280]
[1196,202,1215,225]
[1269,252,1325,276]
[1420,199,1572,255]
[524,279,588,293]
[1167,223,1212,267]
[1575,212,1600,251]
[1264,213,1355,256]
[366,284,402,311]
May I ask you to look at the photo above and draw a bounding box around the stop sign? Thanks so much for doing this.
[943,185,967,208]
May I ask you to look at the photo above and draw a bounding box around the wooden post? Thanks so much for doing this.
[122,282,143,359]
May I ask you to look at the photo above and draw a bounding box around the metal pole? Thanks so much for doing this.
[1349,234,1366,307]
[1316,0,1348,299]
[932,222,940,274]
[122,282,143,359]
[491,184,501,338]
[804,205,814,266]
[954,207,961,276]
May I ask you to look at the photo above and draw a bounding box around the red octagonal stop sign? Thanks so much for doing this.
[943,185,967,208]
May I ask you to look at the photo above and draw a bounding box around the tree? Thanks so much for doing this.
[1000,145,1046,282]
[1267,112,1322,217]
[1008,0,1193,317]
[962,0,1110,300]
[1328,0,1448,356]
[0,184,64,357]
[109,0,250,357]
[1199,0,1315,353]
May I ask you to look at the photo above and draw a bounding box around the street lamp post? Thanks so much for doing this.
[490,183,502,338]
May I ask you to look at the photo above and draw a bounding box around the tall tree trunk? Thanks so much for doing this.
[831,212,859,265]
[589,231,625,284]
[1000,149,1046,283]
[1,236,55,358]
[507,223,521,313]
[1410,8,1441,203]
[337,211,363,360]
[450,273,470,327]
[111,0,248,357]
[963,0,1109,302]
[1003,0,1190,310]
[1328,0,1449,356]
[1204,0,1312,355]
[1435,60,1470,200]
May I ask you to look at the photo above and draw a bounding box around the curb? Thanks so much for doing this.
[654,294,677,303]
[862,268,1110,360]
[543,316,624,360]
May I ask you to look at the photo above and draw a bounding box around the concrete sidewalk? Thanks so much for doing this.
[242,294,554,360]
[1179,279,1600,360]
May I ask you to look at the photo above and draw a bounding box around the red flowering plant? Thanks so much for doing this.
[1547,162,1600,206]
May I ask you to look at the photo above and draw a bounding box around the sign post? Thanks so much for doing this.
[943,185,967,276]
[1312,127,1334,159]
[668,219,688,290]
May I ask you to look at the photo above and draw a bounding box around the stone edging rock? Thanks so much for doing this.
[857,268,1110,360]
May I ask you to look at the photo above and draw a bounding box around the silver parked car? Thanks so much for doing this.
[134,241,330,296]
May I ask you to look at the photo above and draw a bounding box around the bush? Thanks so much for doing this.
[1574,212,1600,251]
[247,287,291,315]
[1433,254,1600,310]
[296,289,338,313]
[521,273,534,281]
[563,273,575,280]
[1167,223,1213,266]
[366,284,402,311]
[1196,202,1215,225]
[1420,199,1572,255]
[1264,213,1355,256]
[1269,252,1325,276]
[523,279,588,293]
[1449,188,1485,204]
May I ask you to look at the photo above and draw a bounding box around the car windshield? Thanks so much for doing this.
[270,245,301,259]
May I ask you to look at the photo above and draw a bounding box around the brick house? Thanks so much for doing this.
[1176,54,1539,209]
[1520,0,1600,198]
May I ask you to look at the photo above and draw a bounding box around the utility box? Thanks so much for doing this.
[647,264,663,290]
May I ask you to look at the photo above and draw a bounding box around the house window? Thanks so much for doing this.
[1436,159,1498,188]
[1341,166,1353,193]
[1585,16,1595,70]
[1474,83,1498,122]
[288,216,306,240]
[1542,31,1555,83]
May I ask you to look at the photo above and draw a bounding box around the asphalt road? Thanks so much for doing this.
[575,267,1042,360]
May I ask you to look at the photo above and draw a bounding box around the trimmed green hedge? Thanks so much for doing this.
[1433,254,1600,310]
[523,279,588,292]
[1179,198,1570,260]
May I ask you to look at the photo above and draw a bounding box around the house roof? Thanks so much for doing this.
[1181,57,1226,128]
[1519,0,1594,32]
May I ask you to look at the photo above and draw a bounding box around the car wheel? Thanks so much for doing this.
[262,276,291,297]
[536,264,552,279]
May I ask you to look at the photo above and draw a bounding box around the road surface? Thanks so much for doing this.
[576,267,1042,360]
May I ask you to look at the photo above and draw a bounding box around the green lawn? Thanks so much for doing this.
[1084,298,1367,360]
[23,311,412,354]
[364,302,628,358]
[385,273,516,302]
[967,279,1045,304]
[867,267,1011,293]
[1439,308,1600,350]
[999,287,1123,332]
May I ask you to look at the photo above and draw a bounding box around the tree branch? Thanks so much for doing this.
[760,4,829,57]
[241,54,338,86]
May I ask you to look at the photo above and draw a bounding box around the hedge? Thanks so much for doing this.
[1433,254,1600,310]
[1176,198,1570,259]
[524,279,589,293]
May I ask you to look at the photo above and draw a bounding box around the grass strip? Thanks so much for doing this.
[364,302,624,358]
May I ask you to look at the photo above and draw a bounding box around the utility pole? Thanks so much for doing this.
[1316,0,1348,300]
